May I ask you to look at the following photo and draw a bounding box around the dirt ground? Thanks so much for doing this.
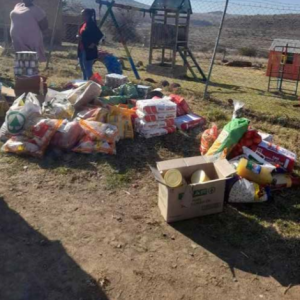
[0,46,300,299]
[0,130,300,300]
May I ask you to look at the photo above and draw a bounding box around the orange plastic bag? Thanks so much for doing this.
[200,124,218,156]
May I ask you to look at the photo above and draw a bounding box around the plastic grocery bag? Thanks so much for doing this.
[113,83,139,99]
[200,124,218,156]
[51,120,84,150]
[232,100,245,119]
[67,81,102,110]
[2,119,62,157]
[206,118,250,159]
[79,120,119,143]
[228,177,270,203]
[43,89,75,120]
[1,93,42,138]
[72,135,116,155]
[107,105,135,139]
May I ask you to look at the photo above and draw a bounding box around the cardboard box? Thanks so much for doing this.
[15,76,47,97]
[256,141,297,172]
[151,156,235,223]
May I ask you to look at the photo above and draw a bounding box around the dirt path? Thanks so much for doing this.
[0,150,299,300]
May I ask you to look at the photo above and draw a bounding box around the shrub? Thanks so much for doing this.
[238,47,258,57]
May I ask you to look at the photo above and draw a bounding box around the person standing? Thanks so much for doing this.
[10,0,48,62]
[78,9,103,80]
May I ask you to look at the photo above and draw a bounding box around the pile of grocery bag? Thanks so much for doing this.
[0,73,206,157]
[200,101,299,203]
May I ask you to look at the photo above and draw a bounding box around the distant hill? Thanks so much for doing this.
[188,13,300,55]
[65,0,149,10]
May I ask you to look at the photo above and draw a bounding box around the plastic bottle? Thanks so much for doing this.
[242,146,276,172]
[272,174,300,190]
[236,158,273,185]
[191,170,211,184]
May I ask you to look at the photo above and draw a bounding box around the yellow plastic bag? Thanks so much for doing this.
[107,105,135,139]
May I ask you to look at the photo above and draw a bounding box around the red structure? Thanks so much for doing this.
[267,39,300,81]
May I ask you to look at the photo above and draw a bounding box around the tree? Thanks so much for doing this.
[105,10,141,43]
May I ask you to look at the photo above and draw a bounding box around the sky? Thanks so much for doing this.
[136,0,300,15]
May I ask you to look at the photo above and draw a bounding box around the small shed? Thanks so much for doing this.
[266,39,300,81]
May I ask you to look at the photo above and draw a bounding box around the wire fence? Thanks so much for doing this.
[2,0,300,105]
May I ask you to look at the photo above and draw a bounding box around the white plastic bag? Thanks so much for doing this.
[43,89,75,120]
[232,100,245,119]
[4,93,42,136]
[228,178,270,203]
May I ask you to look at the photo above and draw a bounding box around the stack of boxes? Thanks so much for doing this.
[105,74,128,89]
[135,98,177,138]
[14,51,39,76]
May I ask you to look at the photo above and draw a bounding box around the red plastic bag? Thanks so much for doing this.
[90,73,104,85]
[170,94,190,117]
[229,129,262,158]
[200,124,218,156]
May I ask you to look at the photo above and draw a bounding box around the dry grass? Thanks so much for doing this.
[0,45,299,244]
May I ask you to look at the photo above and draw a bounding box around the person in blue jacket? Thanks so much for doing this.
[77,9,103,80]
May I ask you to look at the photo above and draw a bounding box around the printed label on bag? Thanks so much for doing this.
[7,111,26,134]
[246,160,261,174]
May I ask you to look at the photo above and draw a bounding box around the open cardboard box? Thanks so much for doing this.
[151,156,236,223]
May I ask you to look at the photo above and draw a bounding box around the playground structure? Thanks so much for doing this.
[267,39,300,96]
[95,0,206,82]
[148,0,206,82]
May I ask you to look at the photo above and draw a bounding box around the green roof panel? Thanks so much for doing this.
[150,0,192,13]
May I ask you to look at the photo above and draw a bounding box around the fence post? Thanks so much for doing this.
[46,0,62,69]
[204,0,229,100]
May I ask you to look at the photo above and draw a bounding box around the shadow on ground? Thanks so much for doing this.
[172,196,300,288]
[0,197,109,300]
[34,128,202,174]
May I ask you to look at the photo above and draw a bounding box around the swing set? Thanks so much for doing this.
[95,0,206,82]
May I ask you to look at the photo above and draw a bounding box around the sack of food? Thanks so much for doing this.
[135,119,175,132]
[228,177,271,203]
[79,120,119,143]
[175,113,206,131]
[136,110,176,123]
[140,126,176,139]
[200,124,218,156]
[67,81,102,109]
[137,98,177,115]
[51,120,84,150]
[2,119,62,157]
[3,93,42,137]
[72,135,116,155]
[169,94,190,116]
[77,107,108,123]
[107,105,135,139]
[206,118,250,159]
